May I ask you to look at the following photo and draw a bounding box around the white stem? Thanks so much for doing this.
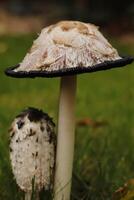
[54,75,77,200]
[25,191,39,200]
[25,192,31,200]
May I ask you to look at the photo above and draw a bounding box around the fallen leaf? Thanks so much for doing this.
[77,117,108,128]
[113,183,128,200]
[113,179,134,200]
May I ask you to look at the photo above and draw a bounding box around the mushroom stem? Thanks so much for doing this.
[25,192,31,200]
[54,75,77,200]
[25,191,39,200]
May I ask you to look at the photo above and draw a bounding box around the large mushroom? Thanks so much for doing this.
[5,21,133,200]
[9,108,56,200]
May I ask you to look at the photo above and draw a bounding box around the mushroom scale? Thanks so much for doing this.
[9,108,56,192]
[15,21,120,72]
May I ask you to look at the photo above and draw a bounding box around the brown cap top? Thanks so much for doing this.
[5,21,134,78]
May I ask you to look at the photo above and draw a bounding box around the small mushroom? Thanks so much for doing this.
[9,107,56,199]
[5,21,133,200]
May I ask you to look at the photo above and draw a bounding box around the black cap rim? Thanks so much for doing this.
[5,56,134,78]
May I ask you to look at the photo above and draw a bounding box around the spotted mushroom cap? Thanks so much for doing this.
[5,21,133,78]
[9,107,56,192]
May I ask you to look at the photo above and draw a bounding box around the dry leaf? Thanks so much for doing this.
[77,117,108,128]
[113,179,134,200]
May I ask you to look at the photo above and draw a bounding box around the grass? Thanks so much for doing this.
[0,34,134,200]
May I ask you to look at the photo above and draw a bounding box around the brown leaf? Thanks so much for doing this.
[113,183,128,200]
[113,179,134,200]
[77,117,108,128]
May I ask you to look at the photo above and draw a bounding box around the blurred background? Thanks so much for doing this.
[0,0,134,36]
[0,0,134,200]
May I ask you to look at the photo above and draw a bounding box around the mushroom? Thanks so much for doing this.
[9,107,56,200]
[5,21,133,200]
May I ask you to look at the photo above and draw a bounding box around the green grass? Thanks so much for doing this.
[0,34,134,200]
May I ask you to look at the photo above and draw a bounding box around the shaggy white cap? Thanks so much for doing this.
[9,108,55,192]
[15,20,120,72]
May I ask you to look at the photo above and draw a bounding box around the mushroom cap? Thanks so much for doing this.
[5,21,133,78]
[9,108,56,192]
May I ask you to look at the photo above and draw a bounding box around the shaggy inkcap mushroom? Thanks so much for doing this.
[5,21,133,77]
[5,21,133,200]
[9,108,55,198]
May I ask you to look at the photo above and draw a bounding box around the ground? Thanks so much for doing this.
[0,34,134,200]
